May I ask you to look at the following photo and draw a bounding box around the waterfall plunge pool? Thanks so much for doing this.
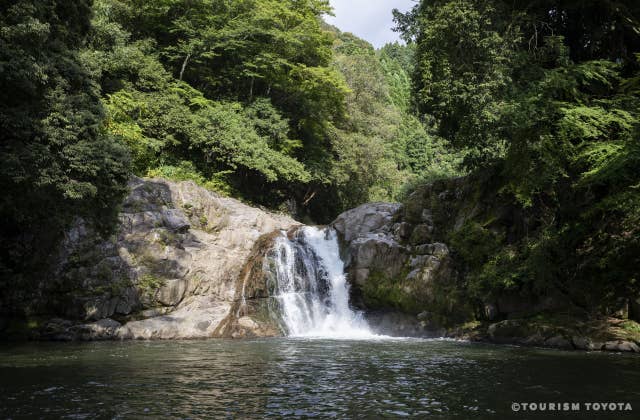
[2,229,638,418]
[1,338,638,418]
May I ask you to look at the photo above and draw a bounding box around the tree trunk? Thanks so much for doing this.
[179,54,192,81]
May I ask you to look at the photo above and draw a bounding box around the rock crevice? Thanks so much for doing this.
[34,177,297,340]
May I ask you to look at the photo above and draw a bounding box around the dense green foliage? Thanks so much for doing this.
[83,0,461,219]
[395,0,640,315]
[1,0,460,308]
[79,0,459,219]
[0,1,130,294]
[86,0,340,209]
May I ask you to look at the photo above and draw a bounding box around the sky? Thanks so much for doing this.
[325,0,417,48]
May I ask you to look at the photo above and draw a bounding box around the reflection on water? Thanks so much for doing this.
[0,338,639,418]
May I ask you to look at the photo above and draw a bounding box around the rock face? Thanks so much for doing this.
[35,177,297,340]
[332,202,465,328]
[7,175,639,351]
[329,181,640,352]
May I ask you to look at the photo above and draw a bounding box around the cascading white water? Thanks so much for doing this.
[268,226,378,339]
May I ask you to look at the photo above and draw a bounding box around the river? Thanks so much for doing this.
[1,338,638,418]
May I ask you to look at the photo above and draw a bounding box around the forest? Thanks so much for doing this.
[0,0,459,290]
[394,0,640,312]
[2,1,640,416]
[1,0,639,316]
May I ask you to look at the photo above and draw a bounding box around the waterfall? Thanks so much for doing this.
[267,226,378,339]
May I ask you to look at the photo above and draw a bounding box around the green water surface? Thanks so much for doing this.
[0,338,638,419]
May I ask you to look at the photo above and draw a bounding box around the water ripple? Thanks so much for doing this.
[0,339,638,418]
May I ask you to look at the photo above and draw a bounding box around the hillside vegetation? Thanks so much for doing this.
[394,0,640,316]
[0,0,458,300]
[1,0,638,324]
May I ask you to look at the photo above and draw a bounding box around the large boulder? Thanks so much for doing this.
[333,202,401,242]
[331,202,463,325]
[41,177,298,340]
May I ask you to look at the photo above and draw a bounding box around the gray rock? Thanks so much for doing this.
[83,297,119,321]
[332,202,401,242]
[365,311,431,337]
[521,333,545,346]
[162,208,190,233]
[118,297,231,340]
[410,255,429,269]
[238,317,259,330]
[354,269,370,287]
[54,177,298,340]
[331,200,457,329]
[74,319,122,340]
[114,287,139,315]
[393,222,412,240]
[350,235,407,276]
[40,318,75,340]
[571,336,595,351]
[604,340,640,353]
[140,307,173,318]
[413,243,449,258]
[545,335,573,350]
[156,279,187,306]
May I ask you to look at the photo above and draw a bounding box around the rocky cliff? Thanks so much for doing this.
[3,176,639,352]
[331,177,640,352]
[3,177,297,340]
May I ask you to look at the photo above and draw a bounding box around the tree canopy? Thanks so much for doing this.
[394,0,640,313]
[0,0,130,289]
[1,0,461,297]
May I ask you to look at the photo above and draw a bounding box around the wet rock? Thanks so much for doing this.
[73,319,122,341]
[40,318,75,341]
[488,320,527,343]
[572,336,595,351]
[545,335,573,350]
[365,311,432,337]
[521,333,545,346]
[604,340,640,353]
[238,317,259,330]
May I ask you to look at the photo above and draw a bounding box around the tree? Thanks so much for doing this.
[396,0,640,313]
[0,0,130,301]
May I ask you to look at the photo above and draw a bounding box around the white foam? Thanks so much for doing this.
[272,227,384,340]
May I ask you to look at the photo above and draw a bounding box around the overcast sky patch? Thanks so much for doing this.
[325,0,417,48]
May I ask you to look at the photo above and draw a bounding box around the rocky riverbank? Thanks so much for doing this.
[1,176,639,353]
[329,177,640,353]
